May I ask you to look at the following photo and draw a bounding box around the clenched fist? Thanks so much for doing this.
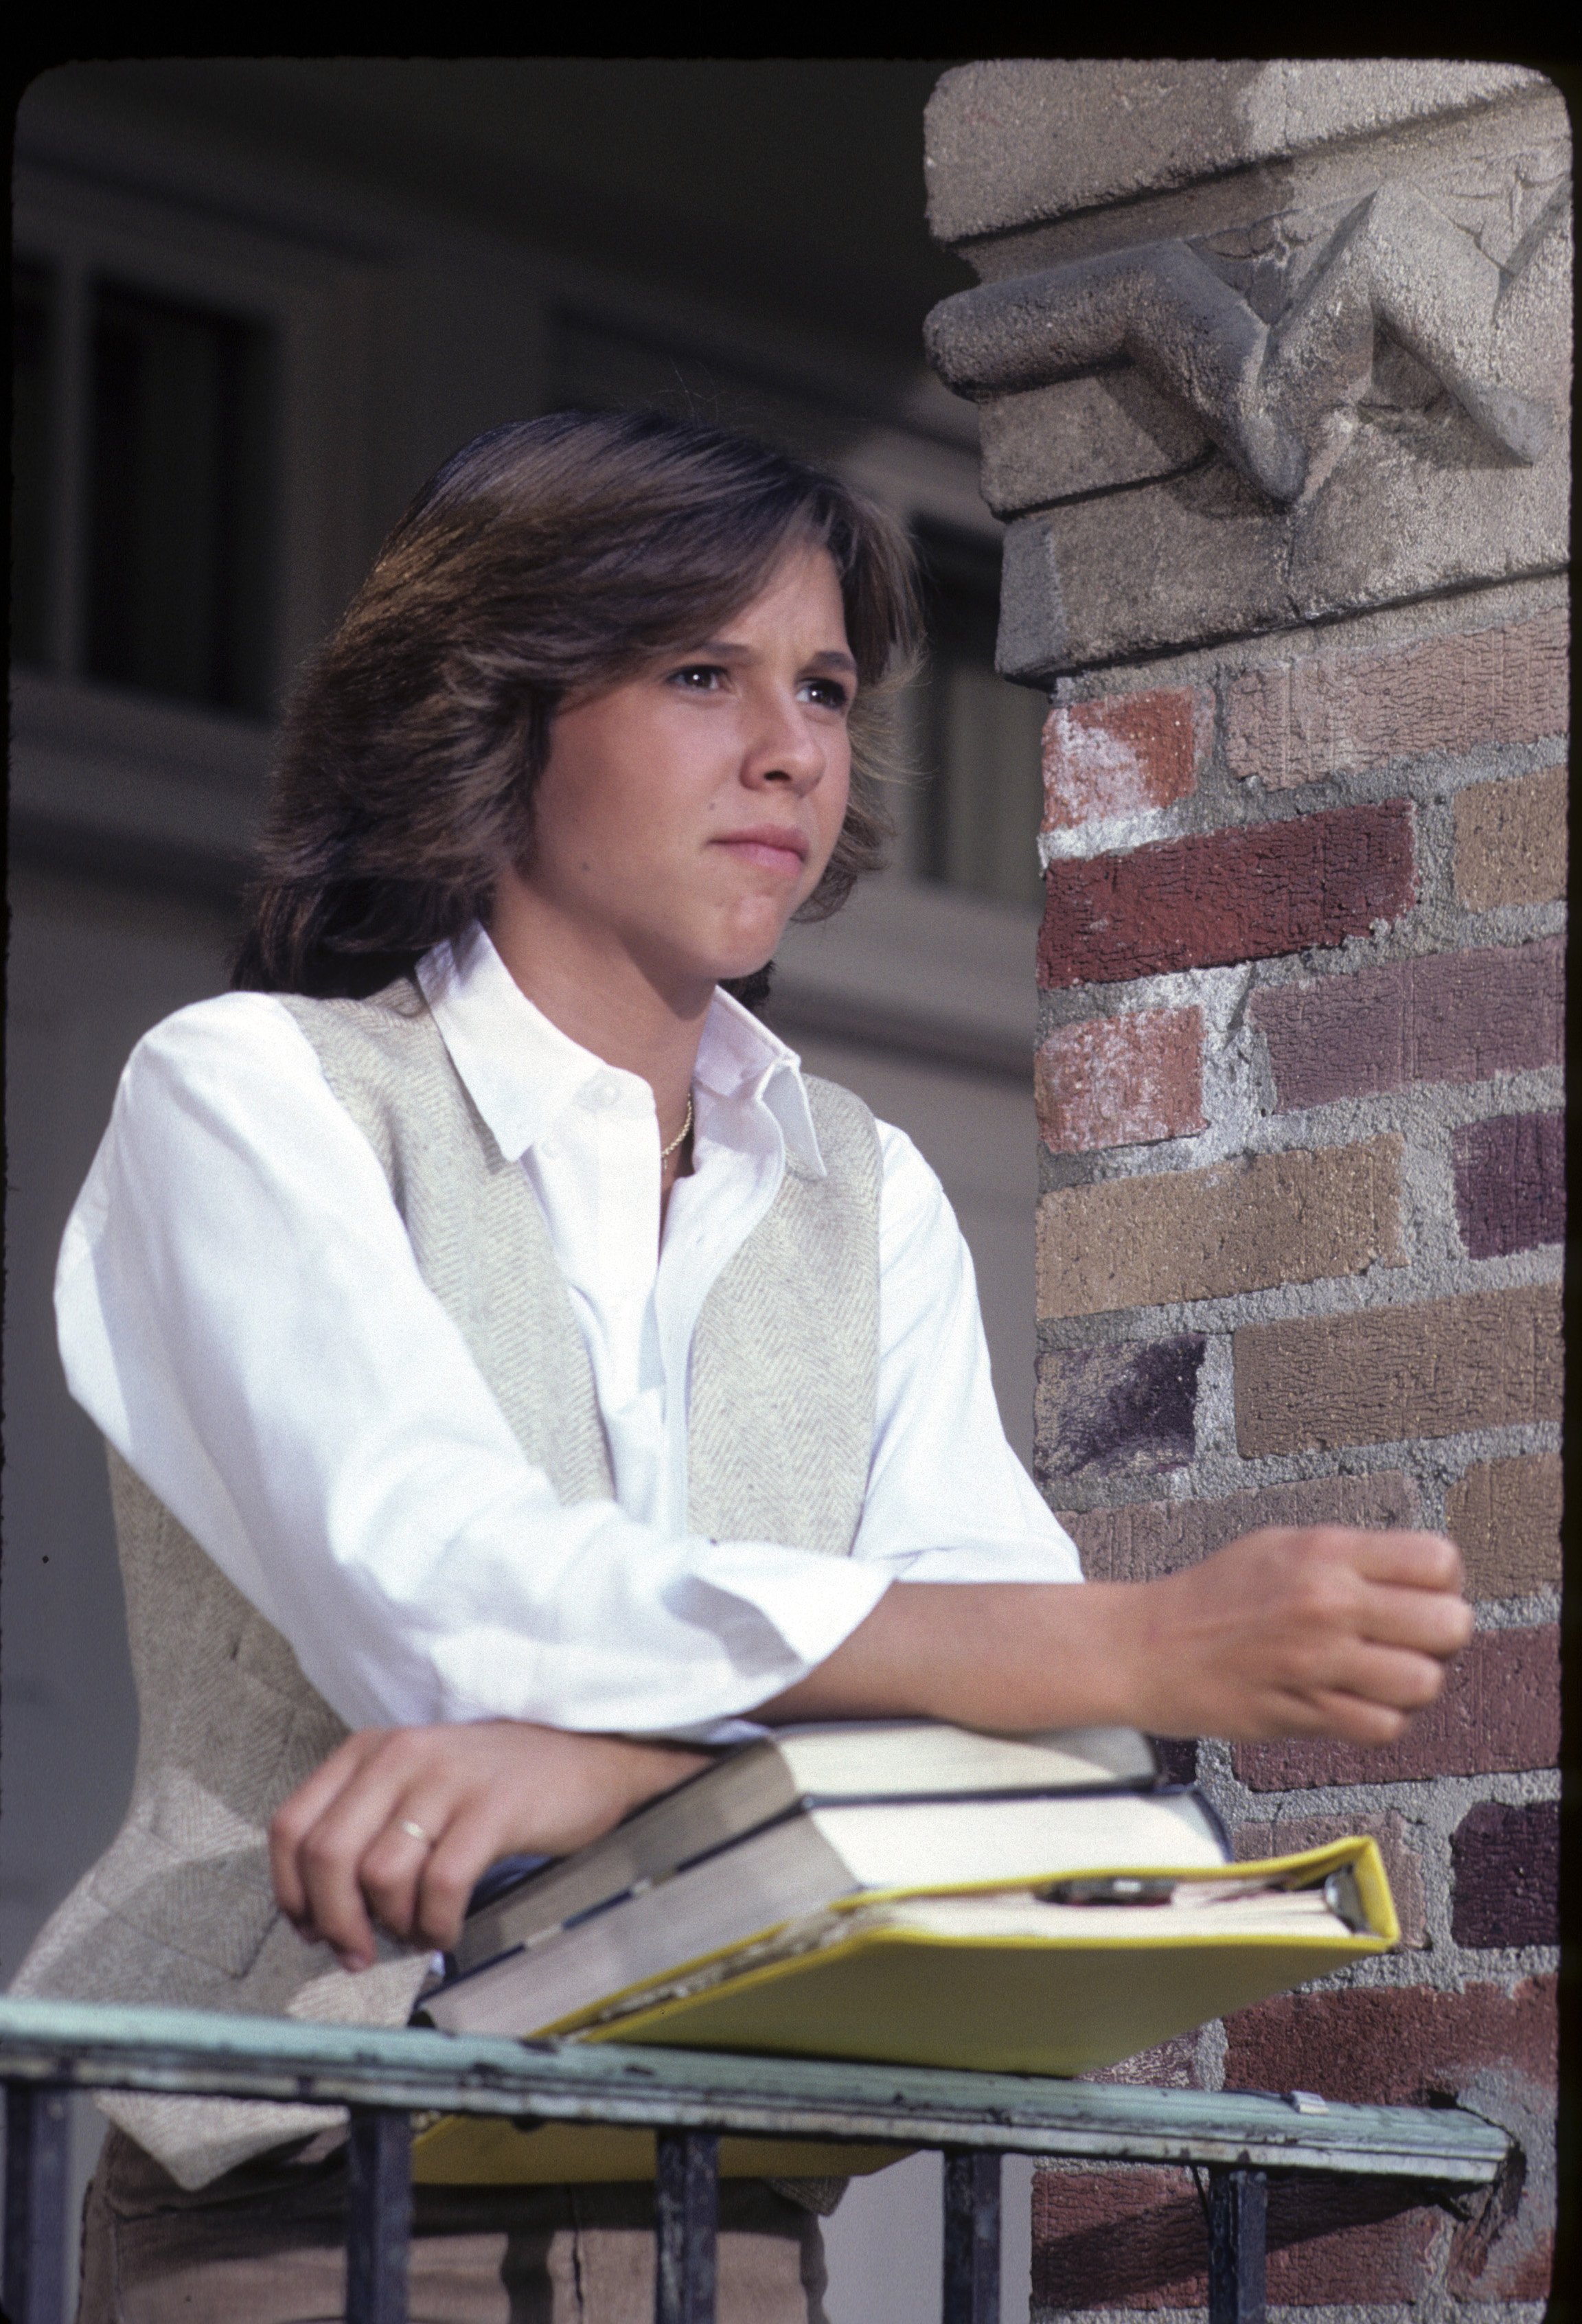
[1112,1526,1474,1743]
[764,1525,1472,1743]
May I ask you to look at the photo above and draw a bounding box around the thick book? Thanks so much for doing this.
[453,1721,1161,1978]
[430,1752,1217,2042]
[413,1836,1396,2187]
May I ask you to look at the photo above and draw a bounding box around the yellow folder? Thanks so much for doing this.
[413,1837,1393,2186]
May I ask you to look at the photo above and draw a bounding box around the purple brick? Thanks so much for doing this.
[1453,1110,1566,1258]
[1251,939,1566,1110]
[1034,1335,1206,1486]
[1451,1801,1559,1948]
[1148,1738,1200,1785]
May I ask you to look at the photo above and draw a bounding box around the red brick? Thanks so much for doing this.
[1035,1007,1204,1153]
[1451,2213,1554,2301]
[1226,1981,1557,2308]
[1034,1336,1205,1486]
[1042,687,1210,829]
[1234,1286,1563,1455]
[1235,1810,1428,1946]
[1235,1624,1559,1788]
[1250,937,1565,1109]
[1038,800,1416,988]
[1030,2165,1438,2306]
[1451,1801,1559,1948]
[1224,1975,1557,2105]
[1224,611,1570,786]
[1452,1109,1566,1258]
[1055,1470,1420,1582]
[1033,2166,1203,2310]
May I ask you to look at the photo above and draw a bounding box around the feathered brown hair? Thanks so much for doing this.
[232,408,920,1003]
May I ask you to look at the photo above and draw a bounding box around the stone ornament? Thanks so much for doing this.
[926,178,1561,508]
[922,62,1571,678]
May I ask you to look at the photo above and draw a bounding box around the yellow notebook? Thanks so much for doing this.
[413,1838,1393,2186]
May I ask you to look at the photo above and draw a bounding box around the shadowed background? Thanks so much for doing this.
[8,58,1047,2321]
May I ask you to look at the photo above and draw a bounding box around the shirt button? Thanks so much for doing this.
[586,1077,617,1111]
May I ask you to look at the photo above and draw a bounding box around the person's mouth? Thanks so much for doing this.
[710,825,810,875]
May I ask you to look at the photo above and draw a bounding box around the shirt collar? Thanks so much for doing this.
[417,926,825,1176]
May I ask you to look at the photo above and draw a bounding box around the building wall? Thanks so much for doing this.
[924,59,1569,2319]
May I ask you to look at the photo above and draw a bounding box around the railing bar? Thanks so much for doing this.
[0,2001,1513,2142]
[346,2108,411,2324]
[0,2073,1507,2174]
[654,2128,718,2324]
[942,2148,1000,2324]
[0,2077,1508,2183]
[3,2082,70,2324]
[1208,2166,1267,2324]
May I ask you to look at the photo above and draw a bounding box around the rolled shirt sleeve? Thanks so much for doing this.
[56,994,1079,1740]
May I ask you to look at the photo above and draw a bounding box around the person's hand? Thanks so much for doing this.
[761,1527,1472,1747]
[1123,1527,1474,1743]
[269,1722,709,1970]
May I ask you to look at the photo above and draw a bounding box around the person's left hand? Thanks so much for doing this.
[268,1722,709,1970]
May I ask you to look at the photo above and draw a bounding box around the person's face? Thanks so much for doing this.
[514,545,856,999]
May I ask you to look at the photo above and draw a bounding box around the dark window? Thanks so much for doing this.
[914,523,1046,910]
[12,260,56,669]
[85,280,275,716]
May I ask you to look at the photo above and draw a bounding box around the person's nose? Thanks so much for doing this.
[740,686,827,793]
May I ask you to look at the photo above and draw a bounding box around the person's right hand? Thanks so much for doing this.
[759,1526,1473,1746]
[269,1721,709,1971]
[1121,1526,1475,1743]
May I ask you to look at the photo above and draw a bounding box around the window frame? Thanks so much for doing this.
[14,157,378,729]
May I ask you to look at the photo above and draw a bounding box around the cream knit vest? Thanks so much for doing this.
[14,982,881,2189]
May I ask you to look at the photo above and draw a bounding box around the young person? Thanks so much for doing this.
[18,411,1471,2323]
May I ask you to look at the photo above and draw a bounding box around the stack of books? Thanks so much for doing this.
[413,1721,1395,2185]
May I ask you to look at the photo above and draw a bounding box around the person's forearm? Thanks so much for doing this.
[761,1580,1139,1729]
[759,1527,1474,1744]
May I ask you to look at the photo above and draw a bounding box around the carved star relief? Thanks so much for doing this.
[926,179,1564,505]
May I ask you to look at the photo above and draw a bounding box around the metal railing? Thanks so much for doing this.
[0,1996,1511,2324]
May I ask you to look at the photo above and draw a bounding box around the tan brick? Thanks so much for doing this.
[1234,1286,1562,1455]
[1056,1471,1420,1581]
[1234,1809,1428,1946]
[1454,762,1569,908]
[1041,686,1210,828]
[1035,1007,1204,1154]
[1446,1452,1563,1597]
[1036,1137,1403,1320]
[1224,611,1569,786]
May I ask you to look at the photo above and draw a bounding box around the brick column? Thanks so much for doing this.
[925,63,1568,2314]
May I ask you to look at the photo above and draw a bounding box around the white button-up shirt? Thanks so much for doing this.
[55,925,1081,1742]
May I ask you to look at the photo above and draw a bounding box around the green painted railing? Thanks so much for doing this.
[0,1996,1511,2324]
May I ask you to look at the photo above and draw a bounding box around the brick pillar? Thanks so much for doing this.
[924,62,1568,2315]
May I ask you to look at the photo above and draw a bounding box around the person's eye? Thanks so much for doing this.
[669,663,729,692]
[801,676,851,712]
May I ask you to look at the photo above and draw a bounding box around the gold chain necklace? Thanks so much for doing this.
[659,1091,693,1164]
